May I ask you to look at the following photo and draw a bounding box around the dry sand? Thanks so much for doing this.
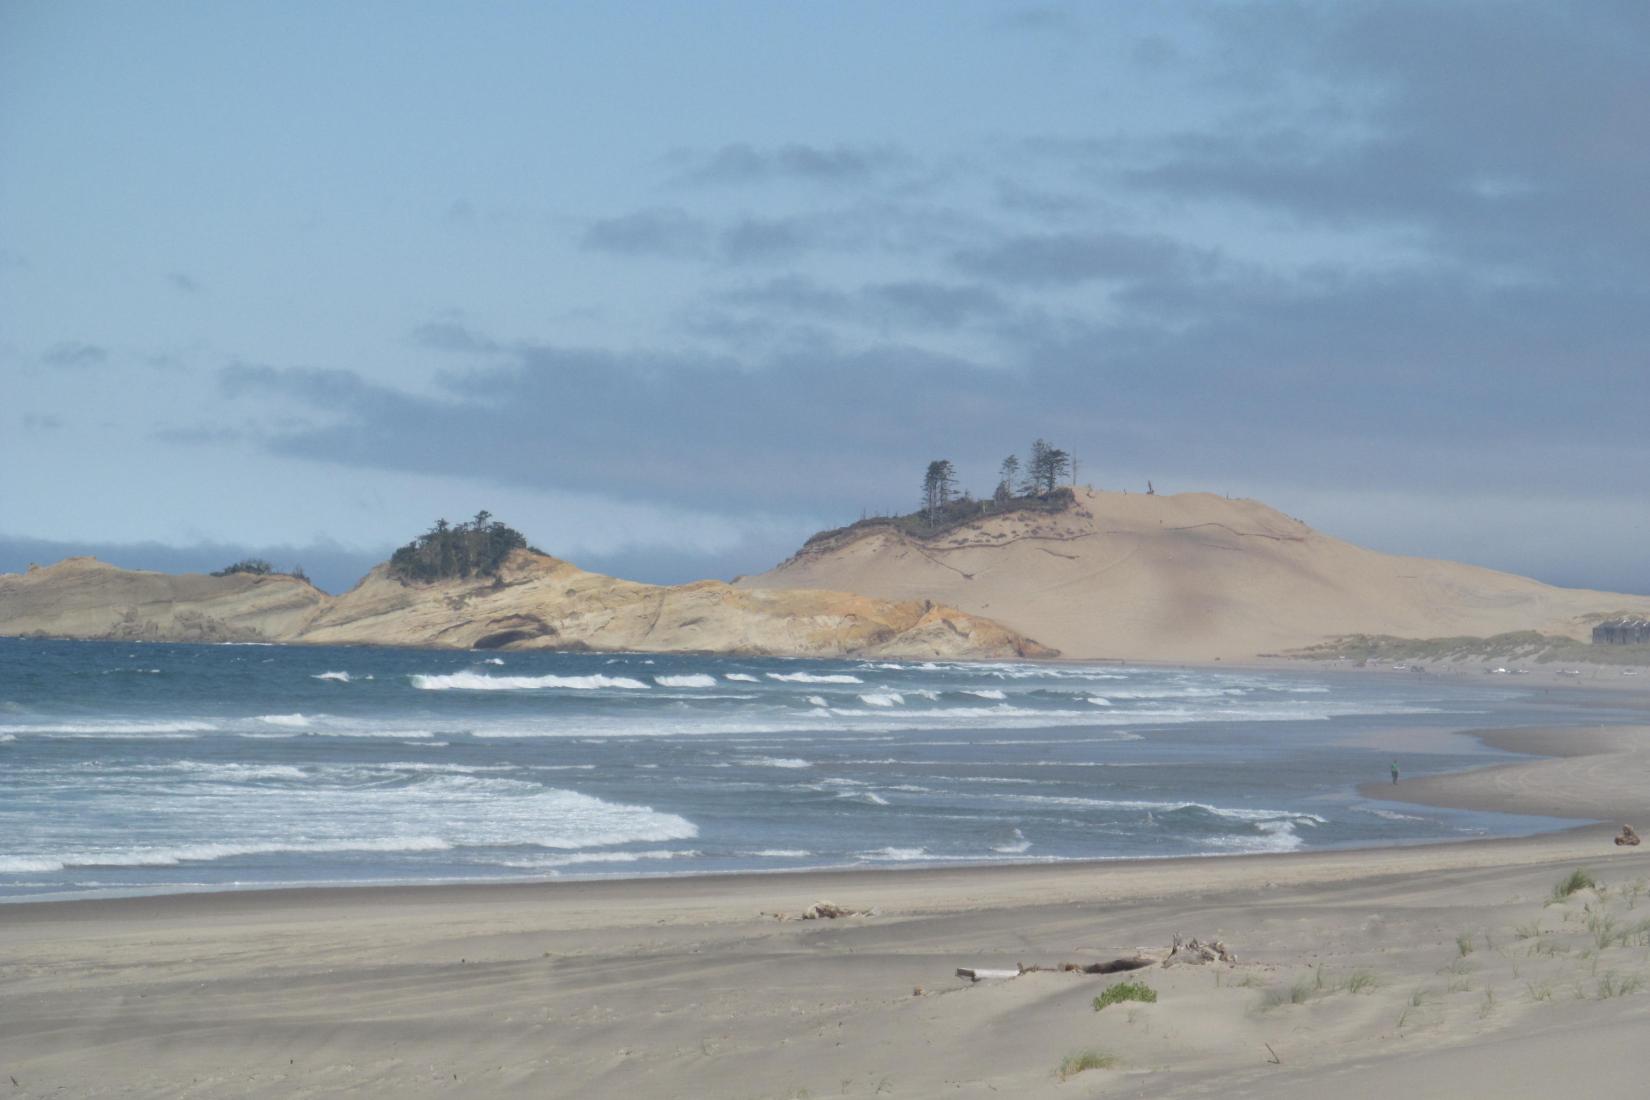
[8,724,1650,1098]
[742,487,1650,661]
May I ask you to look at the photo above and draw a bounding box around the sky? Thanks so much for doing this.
[3,1,1647,594]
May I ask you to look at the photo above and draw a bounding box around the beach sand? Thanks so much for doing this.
[6,725,1650,1098]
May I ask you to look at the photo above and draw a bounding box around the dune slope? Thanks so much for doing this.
[740,488,1650,661]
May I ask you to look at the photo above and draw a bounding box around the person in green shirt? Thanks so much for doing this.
[1390,759,1400,785]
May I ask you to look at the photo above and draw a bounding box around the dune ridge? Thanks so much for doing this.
[742,487,1650,661]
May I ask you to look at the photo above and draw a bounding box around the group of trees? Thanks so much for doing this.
[923,439,1075,516]
[388,511,531,582]
[211,559,308,582]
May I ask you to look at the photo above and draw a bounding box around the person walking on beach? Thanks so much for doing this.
[1390,759,1400,785]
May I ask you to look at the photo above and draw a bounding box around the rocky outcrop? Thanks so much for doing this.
[0,552,1052,660]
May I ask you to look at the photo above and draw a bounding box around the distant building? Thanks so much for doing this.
[1592,618,1650,645]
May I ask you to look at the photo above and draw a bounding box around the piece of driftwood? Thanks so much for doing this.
[1615,825,1640,846]
[801,900,873,919]
[1162,934,1236,966]
[956,967,1022,982]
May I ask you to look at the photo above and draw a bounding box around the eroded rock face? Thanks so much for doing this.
[0,551,1052,660]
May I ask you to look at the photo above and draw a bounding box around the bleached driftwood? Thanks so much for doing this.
[1162,934,1236,966]
[956,968,1022,982]
[1615,825,1640,847]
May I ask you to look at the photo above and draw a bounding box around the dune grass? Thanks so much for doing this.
[1551,868,1598,903]
[1058,1050,1119,1079]
[1093,980,1157,1011]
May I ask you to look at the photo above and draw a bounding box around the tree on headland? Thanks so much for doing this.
[995,454,1020,503]
[1027,439,1071,495]
[922,459,957,520]
[389,513,530,582]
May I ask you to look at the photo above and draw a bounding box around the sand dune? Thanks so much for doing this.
[742,488,1650,661]
[0,551,1050,660]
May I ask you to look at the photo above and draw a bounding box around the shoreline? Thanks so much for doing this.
[4,722,1638,921]
[8,721,1650,1097]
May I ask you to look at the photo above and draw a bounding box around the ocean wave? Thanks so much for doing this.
[410,672,650,691]
[767,672,863,684]
[4,720,216,738]
[735,756,811,768]
[312,670,371,682]
[6,836,457,872]
[746,848,811,858]
[655,674,717,688]
[258,713,314,728]
[962,689,1007,700]
[806,695,829,707]
[857,846,925,860]
[134,761,308,781]
[724,673,760,682]
[839,790,890,805]
[991,828,1032,854]
[490,849,699,869]
[483,657,505,665]
[859,691,904,707]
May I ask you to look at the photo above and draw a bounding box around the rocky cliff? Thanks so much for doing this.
[0,552,1051,660]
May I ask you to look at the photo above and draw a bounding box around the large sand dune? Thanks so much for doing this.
[742,488,1650,661]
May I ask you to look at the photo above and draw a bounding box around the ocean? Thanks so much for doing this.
[0,637,1627,902]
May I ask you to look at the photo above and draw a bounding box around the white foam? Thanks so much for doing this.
[313,671,353,682]
[839,790,890,805]
[483,657,505,665]
[410,672,650,691]
[806,695,828,707]
[858,846,925,860]
[5,720,216,737]
[736,756,811,768]
[491,849,698,869]
[258,713,314,728]
[137,761,308,782]
[1087,697,1112,706]
[747,849,811,858]
[859,691,904,707]
[767,672,863,684]
[724,673,760,682]
[655,674,717,688]
[991,829,1032,854]
[963,689,1007,700]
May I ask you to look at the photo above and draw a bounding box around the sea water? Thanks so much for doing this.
[0,638,1627,901]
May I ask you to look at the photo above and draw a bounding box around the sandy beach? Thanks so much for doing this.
[6,722,1650,1098]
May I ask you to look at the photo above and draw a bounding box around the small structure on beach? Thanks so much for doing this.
[1592,618,1650,645]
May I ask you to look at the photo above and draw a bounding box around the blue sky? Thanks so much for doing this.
[3,1,1647,593]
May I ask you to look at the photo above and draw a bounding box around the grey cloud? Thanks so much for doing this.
[21,413,62,431]
[412,320,501,354]
[993,6,1082,35]
[42,341,108,368]
[166,272,201,293]
[720,277,1007,329]
[953,231,1212,286]
[581,207,713,258]
[673,142,908,187]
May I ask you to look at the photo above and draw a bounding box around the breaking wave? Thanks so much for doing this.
[410,672,650,691]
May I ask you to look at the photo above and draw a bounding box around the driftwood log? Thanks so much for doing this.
[1616,825,1641,846]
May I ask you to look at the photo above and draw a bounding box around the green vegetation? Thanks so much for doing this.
[1345,970,1379,994]
[211,558,308,583]
[1260,977,1317,1009]
[1057,1050,1118,1079]
[1552,868,1598,903]
[1456,932,1475,957]
[211,558,274,577]
[1285,631,1650,667]
[1093,980,1157,1011]
[388,511,531,583]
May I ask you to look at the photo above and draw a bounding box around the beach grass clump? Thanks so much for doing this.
[1057,1050,1119,1079]
[1456,932,1475,957]
[1596,972,1644,999]
[1527,979,1553,1002]
[1551,868,1598,903]
[1093,980,1157,1011]
[1587,912,1619,950]
[1345,970,1379,994]
[1513,920,1542,940]
[1261,977,1317,1010]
